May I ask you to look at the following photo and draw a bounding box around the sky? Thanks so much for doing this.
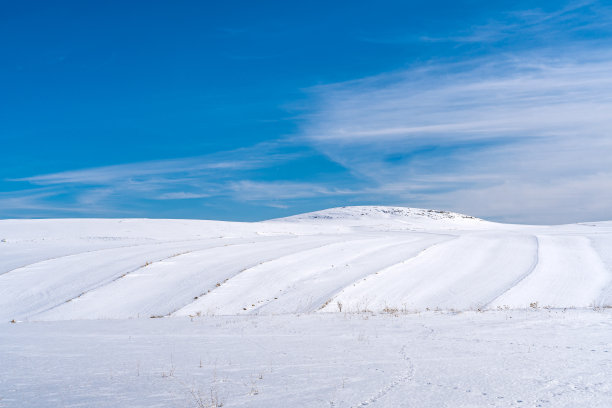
[1,0,611,223]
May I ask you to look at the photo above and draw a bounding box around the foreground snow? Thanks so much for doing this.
[1,206,611,321]
[1,310,611,407]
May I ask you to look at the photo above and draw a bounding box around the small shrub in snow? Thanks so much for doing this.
[382,306,398,315]
[190,387,223,408]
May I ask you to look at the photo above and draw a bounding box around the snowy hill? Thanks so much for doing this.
[1,206,611,321]
[274,205,489,230]
[280,205,482,222]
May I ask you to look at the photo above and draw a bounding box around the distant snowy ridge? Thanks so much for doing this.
[1,206,611,321]
[278,206,482,222]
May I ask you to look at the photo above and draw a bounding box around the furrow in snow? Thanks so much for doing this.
[589,235,612,307]
[257,234,453,314]
[0,235,288,321]
[490,235,610,308]
[317,235,459,313]
[327,233,539,312]
[483,235,539,308]
[34,234,357,320]
[0,237,215,277]
[175,234,451,316]
[32,249,198,318]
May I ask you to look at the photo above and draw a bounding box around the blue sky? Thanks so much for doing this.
[2,1,612,223]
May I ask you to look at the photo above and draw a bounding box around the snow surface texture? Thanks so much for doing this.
[1,206,612,321]
[1,311,611,407]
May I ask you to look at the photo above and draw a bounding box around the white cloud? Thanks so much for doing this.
[0,142,319,215]
[1,141,355,215]
[301,52,612,223]
[156,192,211,200]
[14,142,300,186]
[365,1,609,46]
[227,180,355,201]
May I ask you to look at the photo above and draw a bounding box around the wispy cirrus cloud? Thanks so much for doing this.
[0,187,121,217]
[156,192,211,200]
[1,139,363,218]
[226,180,355,201]
[301,50,612,223]
[14,142,300,186]
[1,142,332,216]
[364,1,610,46]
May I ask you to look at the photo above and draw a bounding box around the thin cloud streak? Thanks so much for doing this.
[14,143,301,186]
[365,1,608,46]
[0,141,353,216]
[227,180,355,201]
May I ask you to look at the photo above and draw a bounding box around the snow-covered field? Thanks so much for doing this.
[1,310,611,407]
[1,206,611,407]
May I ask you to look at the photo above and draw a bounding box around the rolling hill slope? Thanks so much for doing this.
[1,206,611,321]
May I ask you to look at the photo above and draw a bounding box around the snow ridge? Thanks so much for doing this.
[279,205,482,222]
